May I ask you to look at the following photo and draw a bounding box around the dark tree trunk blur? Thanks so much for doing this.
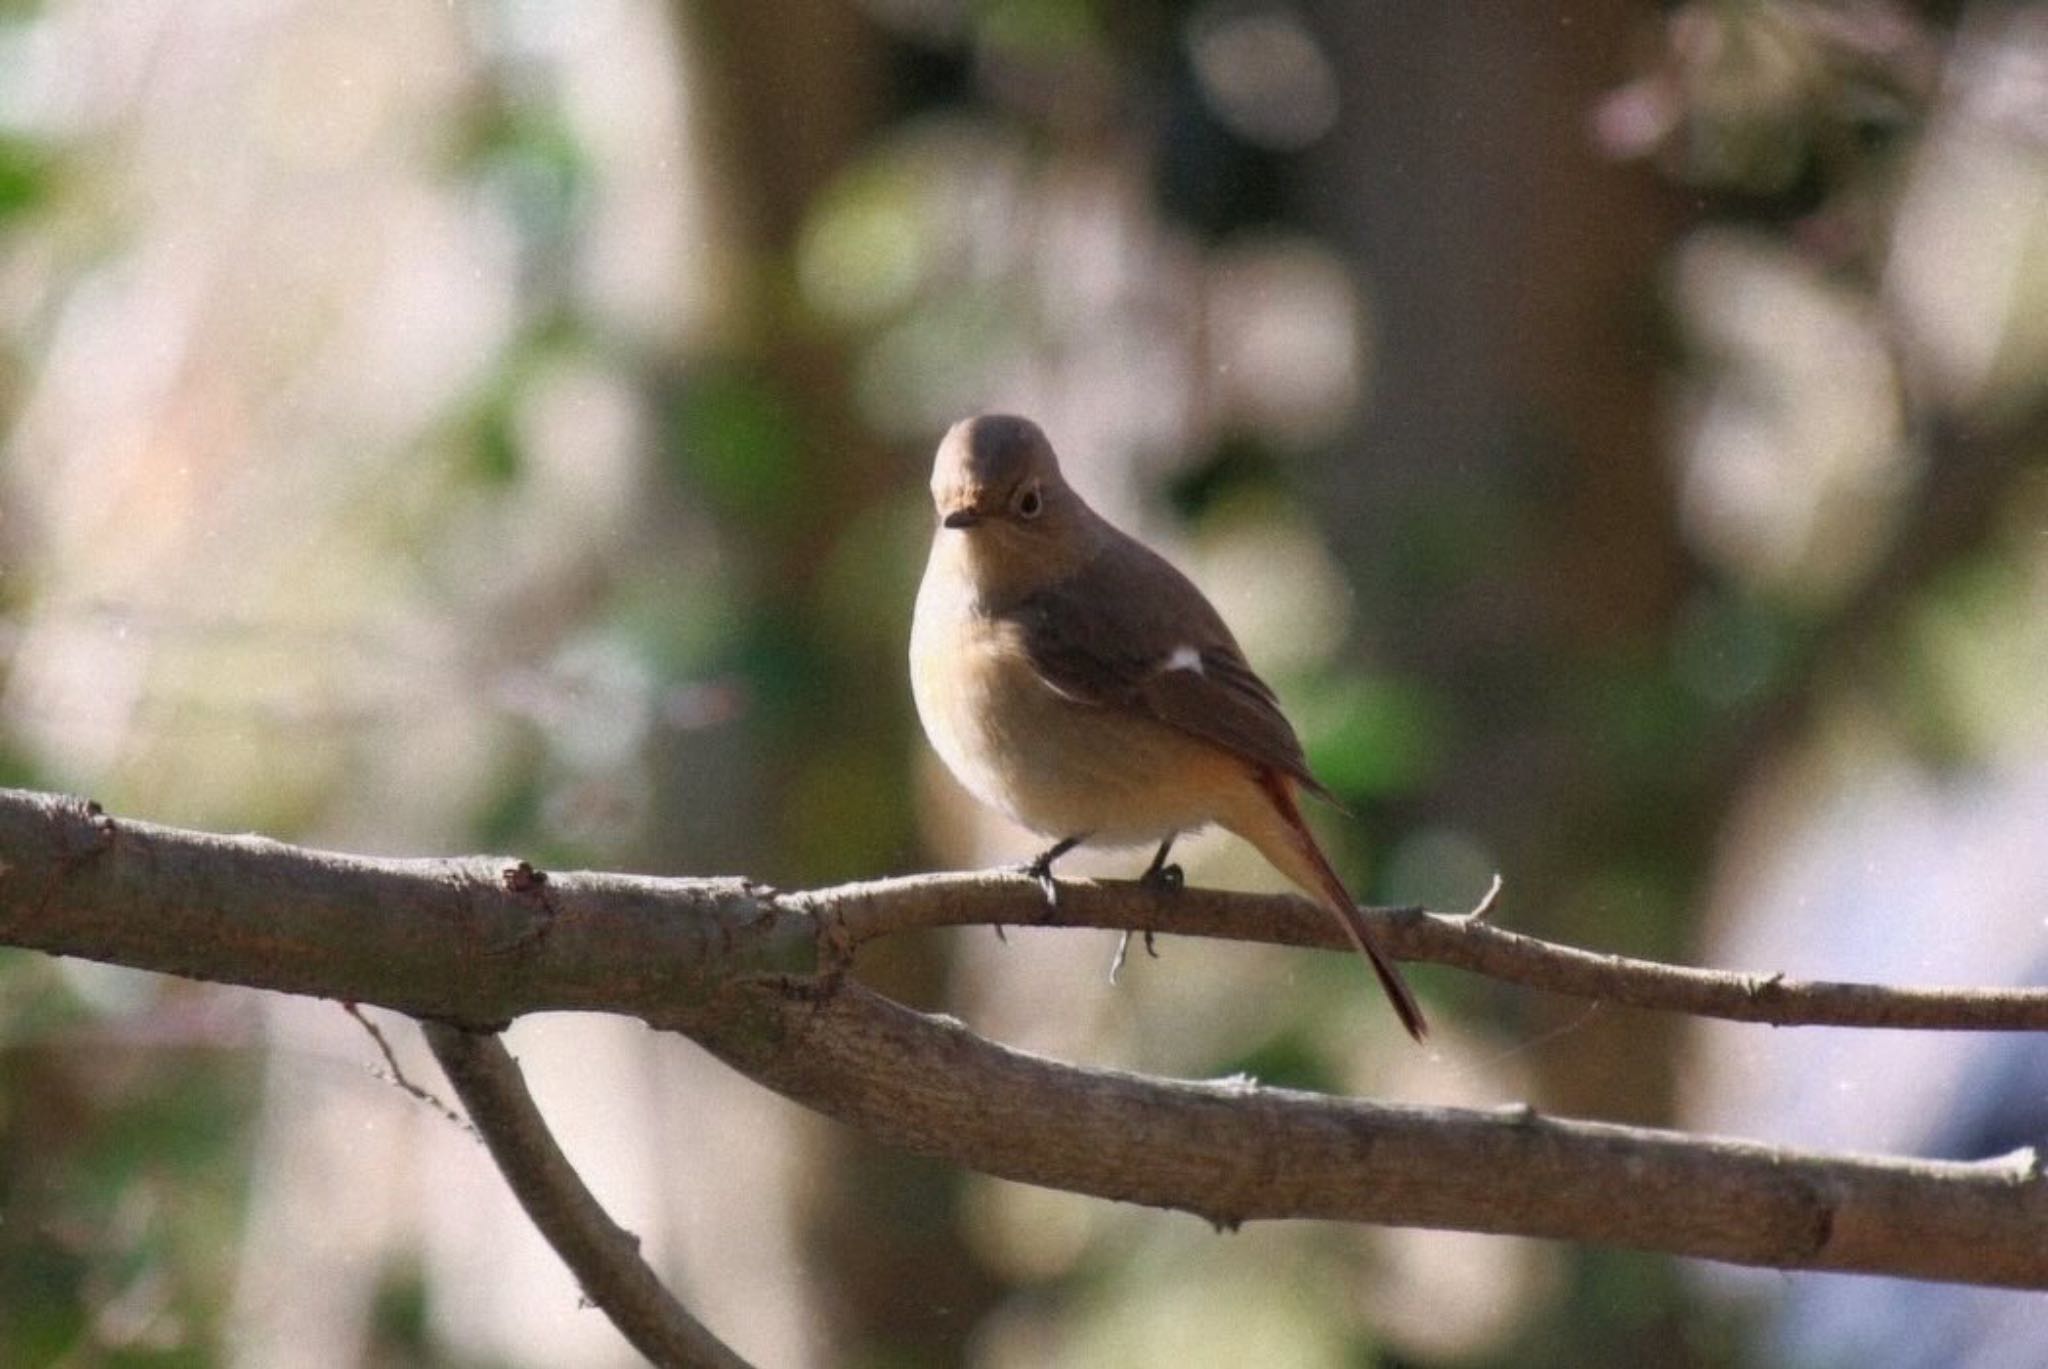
[669,4,1003,1361]
[1295,0,1692,1134]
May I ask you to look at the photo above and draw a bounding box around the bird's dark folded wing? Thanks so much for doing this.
[1004,540,1332,799]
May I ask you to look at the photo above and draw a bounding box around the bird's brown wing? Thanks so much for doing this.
[1002,534,1336,802]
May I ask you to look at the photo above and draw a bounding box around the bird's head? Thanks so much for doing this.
[930,412,1079,532]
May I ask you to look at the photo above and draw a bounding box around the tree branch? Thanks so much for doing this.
[808,873,2048,1033]
[422,1023,751,1369]
[693,977,2048,1288]
[3,786,2046,1291]
[4,789,2039,1033]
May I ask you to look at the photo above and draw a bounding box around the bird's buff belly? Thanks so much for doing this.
[911,623,1244,844]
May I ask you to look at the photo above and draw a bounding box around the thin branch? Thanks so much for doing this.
[802,872,2048,1033]
[4,786,2048,1290]
[422,1022,752,1369]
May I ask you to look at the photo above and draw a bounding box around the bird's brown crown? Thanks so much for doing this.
[930,414,1068,526]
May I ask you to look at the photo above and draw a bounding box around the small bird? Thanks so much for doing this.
[909,414,1427,1041]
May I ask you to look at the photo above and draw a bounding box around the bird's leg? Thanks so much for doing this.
[1110,836,1180,980]
[1017,834,1085,910]
[1137,836,1182,894]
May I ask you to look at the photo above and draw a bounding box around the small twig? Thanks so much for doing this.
[422,1023,751,1369]
[342,1002,474,1137]
[1464,872,1504,922]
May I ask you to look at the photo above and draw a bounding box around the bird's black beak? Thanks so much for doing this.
[941,509,982,529]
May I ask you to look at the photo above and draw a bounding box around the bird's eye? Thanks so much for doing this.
[1015,485,1043,519]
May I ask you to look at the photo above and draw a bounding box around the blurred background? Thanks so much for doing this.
[0,1,2043,1365]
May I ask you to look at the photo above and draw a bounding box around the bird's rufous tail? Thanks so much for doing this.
[1228,770,1429,1042]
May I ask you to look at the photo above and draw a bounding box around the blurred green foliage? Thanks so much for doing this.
[0,134,50,222]
[0,986,254,1365]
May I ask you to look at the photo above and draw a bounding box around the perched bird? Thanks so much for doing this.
[909,414,1427,1041]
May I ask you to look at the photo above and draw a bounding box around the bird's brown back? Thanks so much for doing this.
[994,529,1333,801]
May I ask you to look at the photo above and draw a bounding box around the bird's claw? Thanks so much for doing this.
[1014,856,1061,912]
[1139,862,1184,893]
[1017,836,1083,915]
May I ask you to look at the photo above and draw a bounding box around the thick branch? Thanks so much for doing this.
[2,789,2040,1033]
[691,978,2048,1288]
[0,788,821,1028]
[422,1024,750,1369]
[3,787,2046,1289]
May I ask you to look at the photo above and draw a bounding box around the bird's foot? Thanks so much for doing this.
[1137,836,1181,894]
[1015,835,1083,916]
[1019,855,1060,909]
[1139,861,1183,893]
[1108,929,1160,984]
[1007,856,1061,917]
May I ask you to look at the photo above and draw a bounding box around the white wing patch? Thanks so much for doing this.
[1161,645,1205,675]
